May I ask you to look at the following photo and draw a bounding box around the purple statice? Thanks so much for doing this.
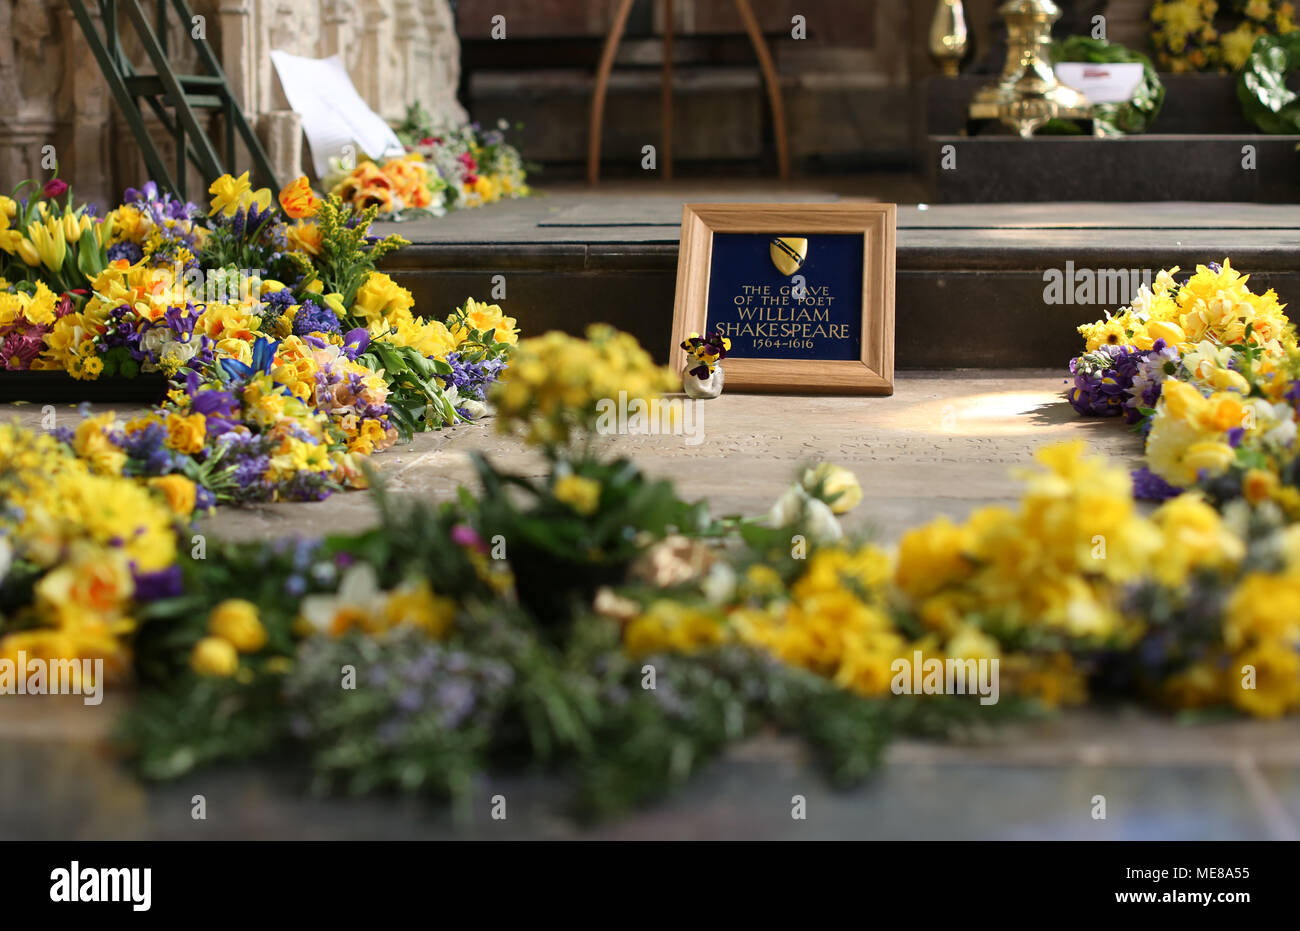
[206,431,274,501]
[1132,467,1183,502]
[278,469,334,502]
[291,300,342,337]
[107,241,143,264]
[259,287,297,335]
[1285,381,1300,413]
[132,564,184,601]
[194,485,216,511]
[441,352,505,403]
[121,421,177,475]
[262,288,297,313]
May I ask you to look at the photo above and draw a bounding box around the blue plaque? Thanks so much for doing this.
[706,232,863,361]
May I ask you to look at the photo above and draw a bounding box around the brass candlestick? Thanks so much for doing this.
[969,0,1090,137]
[929,0,969,77]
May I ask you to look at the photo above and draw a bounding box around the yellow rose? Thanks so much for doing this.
[148,474,197,516]
[190,636,239,676]
[72,412,127,475]
[208,599,268,653]
[165,412,206,454]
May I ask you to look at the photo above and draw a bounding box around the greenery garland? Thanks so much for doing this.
[1237,32,1300,134]
[1048,36,1166,136]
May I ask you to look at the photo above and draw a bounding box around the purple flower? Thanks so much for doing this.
[131,564,184,601]
[292,300,341,337]
[1132,467,1183,502]
[342,327,369,359]
[107,241,143,264]
[441,351,505,402]
[43,178,68,199]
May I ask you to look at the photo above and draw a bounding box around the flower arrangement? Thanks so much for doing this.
[325,109,531,219]
[0,420,190,678]
[679,329,731,380]
[0,171,518,503]
[4,299,1299,825]
[1149,0,1297,73]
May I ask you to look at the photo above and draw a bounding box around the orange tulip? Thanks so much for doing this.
[278,176,321,219]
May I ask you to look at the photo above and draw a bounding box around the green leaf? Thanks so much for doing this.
[1238,33,1300,135]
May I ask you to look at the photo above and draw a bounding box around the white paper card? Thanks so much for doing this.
[269,50,405,177]
[1054,62,1145,104]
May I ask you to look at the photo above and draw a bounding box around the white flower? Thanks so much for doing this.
[298,564,386,635]
[459,399,488,420]
[159,339,199,368]
[767,484,843,543]
[768,484,809,527]
[804,498,843,543]
[141,327,171,354]
[1264,417,1297,450]
[701,562,737,605]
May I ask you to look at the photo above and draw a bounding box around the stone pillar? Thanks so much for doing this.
[418,0,469,127]
[321,0,354,60]
[0,0,63,195]
[258,110,303,185]
[55,5,113,206]
[354,0,390,113]
[218,1,257,115]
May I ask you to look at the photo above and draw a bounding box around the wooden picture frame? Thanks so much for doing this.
[669,203,896,395]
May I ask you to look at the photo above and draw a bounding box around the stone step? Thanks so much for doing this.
[927,135,1300,204]
[470,65,910,164]
[379,195,1300,370]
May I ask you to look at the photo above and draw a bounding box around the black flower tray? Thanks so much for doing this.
[0,371,168,405]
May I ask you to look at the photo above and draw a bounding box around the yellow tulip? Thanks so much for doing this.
[17,238,41,266]
[96,213,115,249]
[27,218,66,272]
[1146,319,1185,347]
[63,212,80,245]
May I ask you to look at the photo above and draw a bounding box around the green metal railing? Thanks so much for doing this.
[67,0,279,199]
